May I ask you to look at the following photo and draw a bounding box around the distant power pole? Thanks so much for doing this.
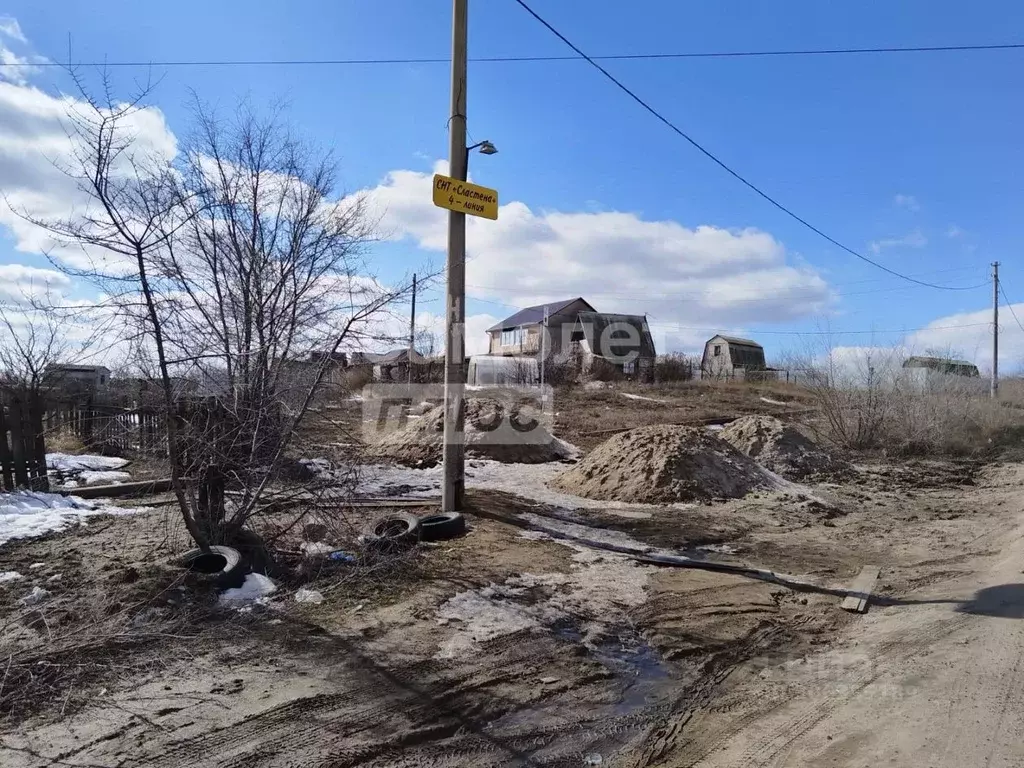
[540,304,549,388]
[408,273,417,385]
[992,261,1000,399]
[442,0,469,512]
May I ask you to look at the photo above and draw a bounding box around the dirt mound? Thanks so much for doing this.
[719,415,848,480]
[549,424,774,504]
[370,398,574,467]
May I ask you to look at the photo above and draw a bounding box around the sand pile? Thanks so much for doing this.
[549,424,774,504]
[719,415,848,479]
[370,398,575,467]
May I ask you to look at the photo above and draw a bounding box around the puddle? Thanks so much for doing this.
[549,618,673,714]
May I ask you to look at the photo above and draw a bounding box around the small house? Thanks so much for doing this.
[486,298,597,358]
[44,364,111,393]
[700,335,766,379]
[902,355,982,394]
[902,356,979,378]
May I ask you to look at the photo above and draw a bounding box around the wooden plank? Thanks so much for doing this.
[58,478,174,499]
[841,566,881,613]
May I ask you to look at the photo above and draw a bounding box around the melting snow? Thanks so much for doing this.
[0,491,145,546]
[46,454,130,472]
[79,470,133,486]
[759,396,788,406]
[0,571,23,584]
[620,393,670,403]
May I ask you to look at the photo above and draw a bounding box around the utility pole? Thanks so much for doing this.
[442,0,468,512]
[992,261,1000,399]
[408,273,417,385]
[540,305,548,389]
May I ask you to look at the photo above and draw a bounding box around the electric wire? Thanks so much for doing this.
[512,0,982,291]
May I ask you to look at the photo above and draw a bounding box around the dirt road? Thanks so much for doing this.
[692,464,1024,768]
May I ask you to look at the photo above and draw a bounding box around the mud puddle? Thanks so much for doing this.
[492,619,677,740]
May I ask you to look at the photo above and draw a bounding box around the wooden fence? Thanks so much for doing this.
[1,390,49,491]
[44,401,168,457]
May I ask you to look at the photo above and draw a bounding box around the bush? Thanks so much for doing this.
[806,349,1021,455]
[654,354,695,383]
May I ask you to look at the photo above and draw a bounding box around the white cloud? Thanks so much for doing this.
[0,17,27,44]
[893,193,920,212]
[365,162,833,353]
[869,230,927,255]
[0,74,177,270]
[946,225,964,239]
[0,263,71,303]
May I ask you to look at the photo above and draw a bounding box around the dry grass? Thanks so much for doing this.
[0,564,210,724]
[43,429,86,455]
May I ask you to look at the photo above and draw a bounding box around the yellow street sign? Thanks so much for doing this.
[432,174,499,220]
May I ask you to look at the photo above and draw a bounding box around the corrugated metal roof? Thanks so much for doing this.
[576,311,657,359]
[486,298,594,332]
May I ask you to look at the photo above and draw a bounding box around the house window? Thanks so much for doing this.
[501,328,525,347]
[713,345,722,357]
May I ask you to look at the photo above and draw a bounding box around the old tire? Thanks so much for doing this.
[419,511,466,541]
[364,512,421,550]
[176,545,245,589]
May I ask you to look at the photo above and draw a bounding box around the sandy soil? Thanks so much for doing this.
[0,445,1018,767]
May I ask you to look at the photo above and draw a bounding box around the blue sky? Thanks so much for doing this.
[1,1,1022,365]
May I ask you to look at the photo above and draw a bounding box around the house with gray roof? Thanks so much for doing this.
[484,298,655,380]
[486,298,596,358]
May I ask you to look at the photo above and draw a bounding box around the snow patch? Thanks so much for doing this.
[0,491,146,546]
[435,559,651,659]
[46,454,129,472]
[0,571,23,584]
[620,392,670,403]
[294,588,325,604]
[79,470,132,486]
[759,396,788,406]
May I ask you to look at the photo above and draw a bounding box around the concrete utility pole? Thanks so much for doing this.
[540,305,548,388]
[442,0,468,512]
[408,273,417,385]
[992,261,1000,399]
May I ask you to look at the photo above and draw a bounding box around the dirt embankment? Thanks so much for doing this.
[719,415,850,480]
[369,398,575,467]
[549,424,776,504]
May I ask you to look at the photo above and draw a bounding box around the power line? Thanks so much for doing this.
[630,321,993,336]
[999,283,1024,334]
[512,0,980,292]
[36,42,1024,68]
[465,275,989,304]
[463,291,991,336]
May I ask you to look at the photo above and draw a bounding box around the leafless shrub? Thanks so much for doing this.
[586,358,624,383]
[15,76,416,551]
[794,340,1019,455]
[654,353,695,383]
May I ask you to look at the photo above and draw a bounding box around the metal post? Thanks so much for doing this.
[992,261,1000,399]
[540,305,548,388]
[442,0,468,512]
[408,273,416,385]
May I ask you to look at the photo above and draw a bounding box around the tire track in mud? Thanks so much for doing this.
[143,641,614,768]
[684,610,973,768]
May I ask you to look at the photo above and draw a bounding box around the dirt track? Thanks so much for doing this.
[0,453,1018,766]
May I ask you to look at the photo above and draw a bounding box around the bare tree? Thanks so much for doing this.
[12,76,413,552]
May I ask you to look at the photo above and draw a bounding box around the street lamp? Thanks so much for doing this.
[465,140,498,167]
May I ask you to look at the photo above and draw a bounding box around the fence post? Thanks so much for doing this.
[0,393,13,491]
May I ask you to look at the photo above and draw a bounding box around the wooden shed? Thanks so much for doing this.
[700,335,766,378]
